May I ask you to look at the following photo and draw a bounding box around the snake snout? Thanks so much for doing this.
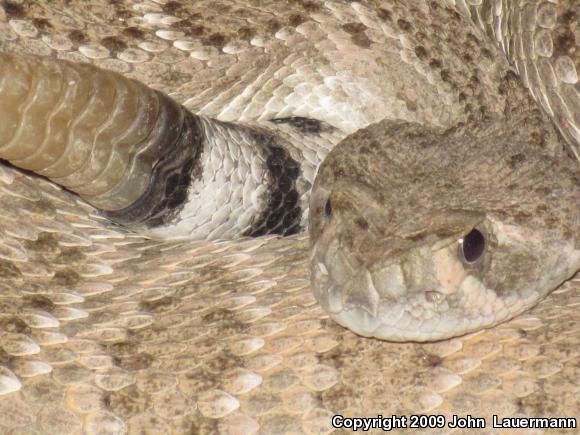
[311,232,465,341]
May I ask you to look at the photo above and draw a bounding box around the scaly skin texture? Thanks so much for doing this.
[0,0,578,433]
[310,104,580,340]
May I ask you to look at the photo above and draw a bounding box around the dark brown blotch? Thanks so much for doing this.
[51,269,81,286]
[23,294,55,311]
[0,260,21,279]
[406,232,428,242]
[108,341,140,359]
[105,386,148,418]
[354,217,369,231]
[0,316,30,334]
[342,22,366,34]
[300,1,321,12]
[397,19,412,32]
[161,0,184,15]
[351,33,372,48]
[32,18,52,31]
[184,24,206,37]
[54,246,85,266]
[429,58,442,69]
[543,215,558,228]
[405,99,418,112]
[204,353,243,373]
[321,384,357,411]
[115,352,155,371]
[0,349,12,365]
[189,415,220,434]
[211,3,232,14]
[24,232,60,256]
[68,29,87,44]
[2,1,25,18]
[100,36,128,55]
[341,23,371,48]
[513,211,532,224]
[105,0,131,17]
[553,30,576,58]
[123,27,144,39]
[238,26,255,40]
[419,352,443,368]
[140,296,180,313]
[266,18,282,34]
[415,45,429,60]
[428,0,440,11]
[203,32,228,48]
[201,308,237,324]
[377,8,392,22]
[519,393,560,416]
[535,186,552,195]
[535,204,548,214]
[288,13,305,27]
[480,47,493,60]
[509,153,526,169]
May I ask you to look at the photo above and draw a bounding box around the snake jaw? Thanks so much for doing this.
[311,208,580,342]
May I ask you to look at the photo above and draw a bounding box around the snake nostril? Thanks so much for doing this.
[460,228,486,263]
[425,291,444,304]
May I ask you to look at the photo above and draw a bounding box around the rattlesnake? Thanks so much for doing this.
[0,0,578,433]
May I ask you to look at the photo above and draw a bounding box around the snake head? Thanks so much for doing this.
[309,119,580,341]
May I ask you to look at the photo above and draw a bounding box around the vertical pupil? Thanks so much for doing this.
[462,228,486,263]
[324,199,332,219]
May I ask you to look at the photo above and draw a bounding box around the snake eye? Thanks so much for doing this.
[460,228,486,263]
[324,198,332,221]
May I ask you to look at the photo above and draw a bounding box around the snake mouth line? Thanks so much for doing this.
[314,270,541,342]
[310,234,553,342]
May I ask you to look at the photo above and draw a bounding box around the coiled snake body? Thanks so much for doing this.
[0,0,578,433]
